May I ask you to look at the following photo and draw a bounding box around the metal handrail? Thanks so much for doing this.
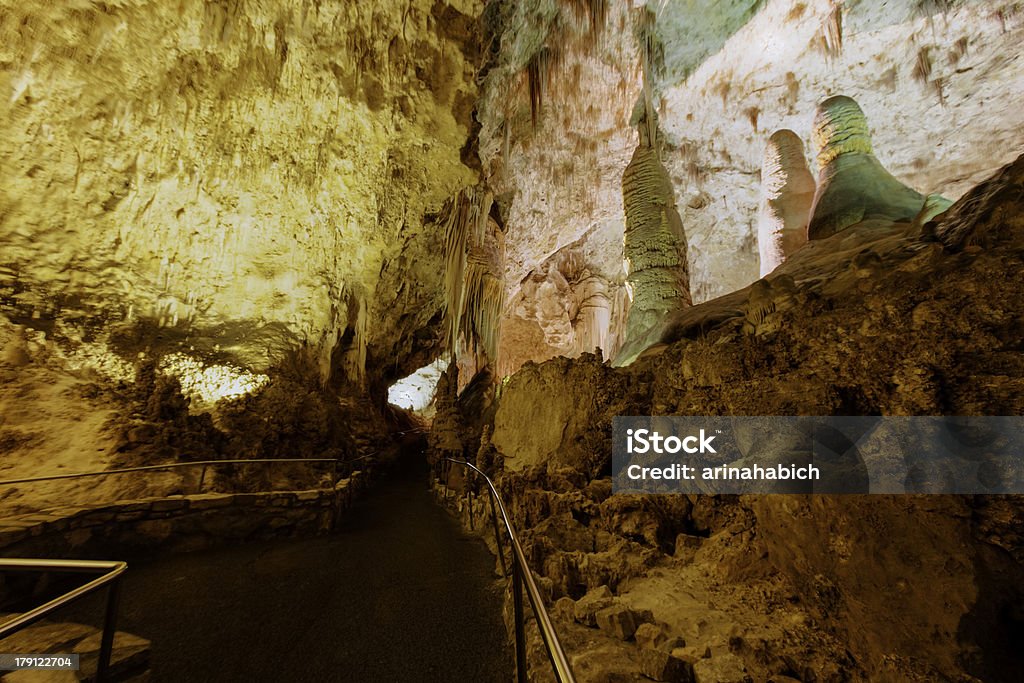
[0,458,344,487]
[446,459,576,683]
[0,454,381,497]
[0,559,127,682]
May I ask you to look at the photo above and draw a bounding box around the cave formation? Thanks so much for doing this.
[2,1,1024,682]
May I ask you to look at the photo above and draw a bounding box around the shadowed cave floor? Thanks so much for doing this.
[61,471,510,682]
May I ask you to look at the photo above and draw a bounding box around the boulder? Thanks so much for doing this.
[635,622,685,652]
[552,596,576,623]
[640,648,695,683]
[692,652,750,683]
[574,584,615,626]
[595,604,654,641]
[635,622,668,650]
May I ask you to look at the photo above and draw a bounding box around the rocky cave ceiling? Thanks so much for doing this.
[1,0,1022,403]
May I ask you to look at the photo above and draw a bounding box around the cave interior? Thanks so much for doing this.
[1,0,1024,682]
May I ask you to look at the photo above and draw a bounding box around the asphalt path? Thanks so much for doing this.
[63,473,510,682]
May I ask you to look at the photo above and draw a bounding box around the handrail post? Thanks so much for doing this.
[512,558,528,683]
[443,460,451,501]
[488,491,509,578]
[197,464,208,494]
[97,575,122,682]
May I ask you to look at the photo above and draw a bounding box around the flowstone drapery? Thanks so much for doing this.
[441,188,505,371]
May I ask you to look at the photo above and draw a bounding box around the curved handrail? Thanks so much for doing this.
[0,559,127,682]
[446,459,576,683]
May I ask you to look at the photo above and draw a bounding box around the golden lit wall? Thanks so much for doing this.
[0,0,480,382]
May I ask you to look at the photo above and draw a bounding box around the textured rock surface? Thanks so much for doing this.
[3,3,1024,681]
[0,312,392,517]
[491,353,641,475]
[620,127,692,354]
[638,648,694,683]
[595,604,654,641]
[499,222,630,375]
[479,0,1024,375]
[0,0,481,387]
[479,156,1024,682]
[651,0,1024,298]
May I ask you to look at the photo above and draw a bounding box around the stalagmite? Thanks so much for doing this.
[620,105,691,348]
[807,96,928,240]
[757,130,815,276]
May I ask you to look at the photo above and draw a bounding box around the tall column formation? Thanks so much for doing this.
[758,130,815,276]
[807,96,927,240]
[621,109,692,346]
[572,274,611,357]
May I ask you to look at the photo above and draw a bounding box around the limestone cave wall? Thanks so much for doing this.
[0,0,482,388]
[479,0,1024,376]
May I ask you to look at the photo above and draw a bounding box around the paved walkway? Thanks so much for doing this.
[66,474,510,682]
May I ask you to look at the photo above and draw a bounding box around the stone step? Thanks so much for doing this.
[0,616,150,683]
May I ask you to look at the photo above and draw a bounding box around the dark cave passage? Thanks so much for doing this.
[61,472,509,682]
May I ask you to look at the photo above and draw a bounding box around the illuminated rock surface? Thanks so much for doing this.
[0,0,481,385]
[479,154,1024,682]
[1,2,1023,682]
[758,130,815,276]
[480,0,1024,373]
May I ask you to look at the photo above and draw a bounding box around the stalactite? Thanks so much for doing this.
[343,292,368,387]
[442,188,504,370]
[619,102,691,352]
[461,249,504,366]
[820,1,844,58]
[517,0,608,130]
[635,6,662,150]
[526,44,562,128]
[564,0,608,35]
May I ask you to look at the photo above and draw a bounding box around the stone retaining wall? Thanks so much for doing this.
[0,470,370,559]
